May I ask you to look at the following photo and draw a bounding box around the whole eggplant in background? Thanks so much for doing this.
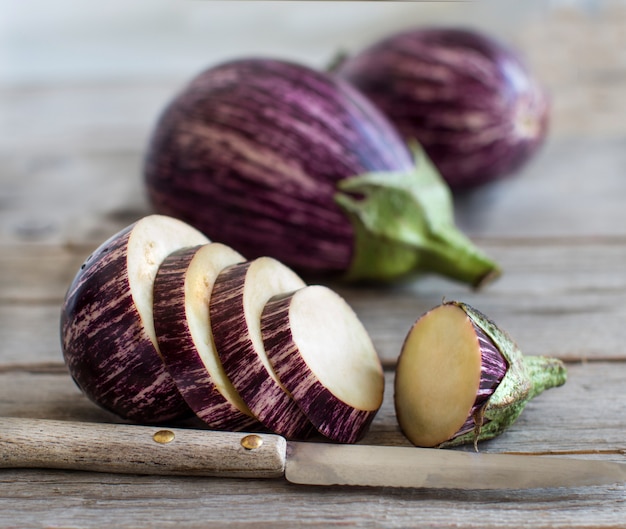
[333,27,550,192]
[144,58,499,286]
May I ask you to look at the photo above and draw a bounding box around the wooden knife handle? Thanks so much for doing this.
[0,417,286,478]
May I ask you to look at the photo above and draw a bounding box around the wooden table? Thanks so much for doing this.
[1,4,625,527]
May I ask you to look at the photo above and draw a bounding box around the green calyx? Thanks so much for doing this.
[439,301,568,450]
[334,144,501,287]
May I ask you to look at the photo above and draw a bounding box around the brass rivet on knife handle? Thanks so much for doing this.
[152,430,175,444]
[240,434,263,450]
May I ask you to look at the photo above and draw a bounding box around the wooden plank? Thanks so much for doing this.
[0,82,175,155]
[518,4,626,139]
[4,225,620,305]
[0,363,624,454]
[0,371,123,425]
[0,150,149,247]
[454,137,626,239]
[1,292,624,367]
[0,305,63,366]
[6,285,625,368]
[0,364,623,528]
[0,244,85,303]
[3,238,626,365]
[0,468,623,529]
[339,267,626,364]
[3,137,626,247]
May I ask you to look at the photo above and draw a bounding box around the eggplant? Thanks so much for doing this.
[152,243,260,431]
[60,215,209,423]
[394,301,567,449]
[144,57,499,286]
[261,285,384,444]
[334,28,550,191]
[61,215,379,441]
[209,257,315,440]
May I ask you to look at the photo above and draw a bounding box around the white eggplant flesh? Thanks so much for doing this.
[262,285,384,443]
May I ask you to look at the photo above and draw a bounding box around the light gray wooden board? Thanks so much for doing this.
[1,365,623,454]
[0,366,624,529]
[3,136,626,246]
[0,468,624,529]
[3,240,626,366]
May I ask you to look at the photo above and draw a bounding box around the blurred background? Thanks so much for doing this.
[4,1,555,84]
[1,0,626,241]
[3,0,625,133]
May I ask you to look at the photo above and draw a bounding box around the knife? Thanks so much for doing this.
[1,417,624,489]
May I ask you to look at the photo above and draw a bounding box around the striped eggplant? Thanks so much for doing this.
[261,285,384,444]
[334,28,550,191]
[60,215,209,423]
[209,257,315,440]
[152,243,261,432]
[394,301,567,449]
[144,58,499,287]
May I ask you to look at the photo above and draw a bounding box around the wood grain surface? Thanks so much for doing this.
[1,3,625,528]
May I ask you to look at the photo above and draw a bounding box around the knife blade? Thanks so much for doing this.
[1,417,624,489]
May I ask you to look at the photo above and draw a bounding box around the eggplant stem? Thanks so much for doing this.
[523,355,568,400]
[334,143,501,286]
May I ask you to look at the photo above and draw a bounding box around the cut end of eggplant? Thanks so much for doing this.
[394,303,485,447]
[263,285,384,443]
[61,214,209,423]
[398,301,566,449]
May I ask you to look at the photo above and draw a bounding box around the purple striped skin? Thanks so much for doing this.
[152,245,260,431]
[453,322,508,439]
[261,292,380,444]
[209,260,315,440]
[144,58,414,276]
[335,28,550,191]
[60,225,191,424]
[438,301,566,448]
